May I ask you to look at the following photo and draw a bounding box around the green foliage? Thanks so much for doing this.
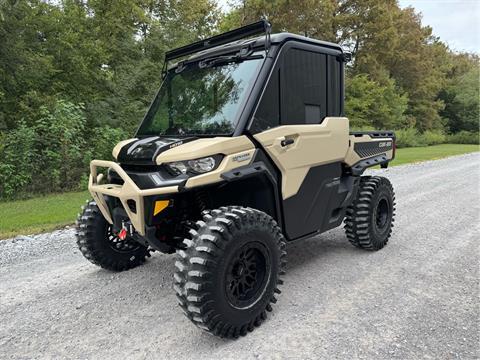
[446,131,480,145]
[33,100,86,193]
[422,130,446,146]
[440,56,480,133]
[396,129,447,148]
[0,100,89,199]
[0,122,36,198]
[0,0,220,199]
[346,74,408,130]
[395,128,423,148]
[87,126,129,162]
[0,0,219,132]
[220,0,338,41]
[0,0,478,200]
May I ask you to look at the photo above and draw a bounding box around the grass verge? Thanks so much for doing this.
[391,144,478,166]
[0,144,478,239]
[0,191,90,239]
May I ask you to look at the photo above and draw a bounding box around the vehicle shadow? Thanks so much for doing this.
[285,229,365,270]
[84,229,359,282]
[76,229,365,350]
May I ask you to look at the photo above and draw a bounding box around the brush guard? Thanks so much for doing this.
[88,160,178,236]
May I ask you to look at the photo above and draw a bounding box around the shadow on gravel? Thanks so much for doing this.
[286,231,365,270]
[81,252,175,280]
[79,231,364,288]
[65,232,375,350]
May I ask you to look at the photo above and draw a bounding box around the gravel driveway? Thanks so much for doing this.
[1,153,479,360]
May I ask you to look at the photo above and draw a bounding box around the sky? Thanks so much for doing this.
[217,0,480,53]
[398,0,479,53]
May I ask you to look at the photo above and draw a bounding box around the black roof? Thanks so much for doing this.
[270,33,343,51]
[171,32,343,67]
[164,20,344,69]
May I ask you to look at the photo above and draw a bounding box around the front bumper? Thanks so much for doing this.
[88,160,179,236]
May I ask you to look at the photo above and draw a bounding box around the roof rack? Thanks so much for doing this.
[164,20,272,62]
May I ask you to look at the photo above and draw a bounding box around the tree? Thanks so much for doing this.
[346,74,408,130]
[440,54,479,133]
[221,0,339,42]
[0,0,221,198]
[223,0,455,132]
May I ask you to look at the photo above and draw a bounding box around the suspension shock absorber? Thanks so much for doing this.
[194,190,210,213]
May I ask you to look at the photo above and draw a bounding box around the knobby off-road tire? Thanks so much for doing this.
[75,200,150,271]
[174,206,287,339]
[344,176,396,251]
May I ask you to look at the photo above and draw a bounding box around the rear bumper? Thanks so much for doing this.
[88,160,179,236]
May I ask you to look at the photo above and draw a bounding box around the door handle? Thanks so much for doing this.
[281,138,295,147]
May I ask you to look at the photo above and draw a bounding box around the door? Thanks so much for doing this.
[251,45,349,239]
[254,119,349,239]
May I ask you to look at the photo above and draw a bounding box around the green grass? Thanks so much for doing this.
[0,191,90,239]
[391,143,479,166]
[0,144,478,239]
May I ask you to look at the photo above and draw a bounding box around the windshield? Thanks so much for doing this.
[137,52,265,137]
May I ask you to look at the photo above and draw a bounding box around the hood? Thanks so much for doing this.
[116,136,196,165]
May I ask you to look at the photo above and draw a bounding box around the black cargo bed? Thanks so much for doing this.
[350,131,395,139]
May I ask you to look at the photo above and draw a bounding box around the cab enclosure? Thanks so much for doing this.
[88,20,395,252]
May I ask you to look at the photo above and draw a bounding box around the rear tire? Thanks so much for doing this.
[344,176,395,250]
[75,200,150,271]
[174,206,286,339]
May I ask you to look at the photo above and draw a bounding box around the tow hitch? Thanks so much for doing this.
[117,221,134,240]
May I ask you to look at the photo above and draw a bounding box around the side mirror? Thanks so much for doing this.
[340,52,352,63]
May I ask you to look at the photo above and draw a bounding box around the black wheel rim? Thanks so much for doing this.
[105,225,140,253]
[374,197,390,232]
[225,242,271,309]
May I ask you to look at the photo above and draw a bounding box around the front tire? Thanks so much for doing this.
[174,206,286,338]
[75,200,150,271]
[344,176,396,250]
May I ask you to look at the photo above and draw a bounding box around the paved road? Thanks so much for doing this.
[1,153,479,360]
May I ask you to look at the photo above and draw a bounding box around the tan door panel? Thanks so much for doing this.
[254,117,349,199]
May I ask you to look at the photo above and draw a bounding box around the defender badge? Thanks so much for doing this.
[169,141,183,149]
[233,152,251,162]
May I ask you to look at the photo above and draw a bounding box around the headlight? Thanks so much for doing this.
[166,161,189,175]
[188,157,216,173]
[166,155,222,176]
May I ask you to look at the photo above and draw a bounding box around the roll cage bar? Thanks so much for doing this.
[163,20,271,68]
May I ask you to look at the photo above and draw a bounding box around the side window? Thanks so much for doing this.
[251,68,280,134]
[281,49,327,125]
[250,46,343,133]
[327,55,341,116]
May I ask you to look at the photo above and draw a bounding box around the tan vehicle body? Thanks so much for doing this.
[89,117,393,235]
[77,22,397,340]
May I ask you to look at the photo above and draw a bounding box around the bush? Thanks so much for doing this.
[33,100,87,194]
[79,125,129,191]
[395,128,422,148]
[0,100,90,200]
[87,126,129,162]
[0,99,132,199]
[0,123,36,199]
[346,74,409,130]
[421,130,446,146]
[396,128,448,148]
[446,131,480,145]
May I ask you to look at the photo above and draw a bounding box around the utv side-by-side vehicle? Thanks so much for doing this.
[76,20,396,339]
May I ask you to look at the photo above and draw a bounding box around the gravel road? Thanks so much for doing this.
[1,153,479,360]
